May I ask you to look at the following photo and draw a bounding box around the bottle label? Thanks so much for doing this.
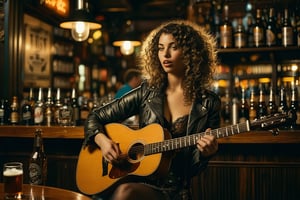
[29,163,42,185]
[0,108,4,117]
[22,111,32,121]
[34,107,44,124]
[253,27,264,47]
[234,33,246,48]
[266,29,276,46]
[11,112,19,123]
[282,27,293,46]
[220,26,232,48]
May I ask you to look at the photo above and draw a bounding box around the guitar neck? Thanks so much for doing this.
[144,121,250,155]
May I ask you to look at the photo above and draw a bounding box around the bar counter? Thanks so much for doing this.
[1,125,300,143]
[1,126,300,199]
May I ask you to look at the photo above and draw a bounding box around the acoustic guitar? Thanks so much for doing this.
[76,112,290,195]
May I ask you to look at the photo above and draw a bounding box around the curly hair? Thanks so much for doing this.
[138,20,218,103]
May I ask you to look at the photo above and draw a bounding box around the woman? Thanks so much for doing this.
[84,20,220,200]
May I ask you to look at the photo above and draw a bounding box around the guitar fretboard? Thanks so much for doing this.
[144,121,250,155]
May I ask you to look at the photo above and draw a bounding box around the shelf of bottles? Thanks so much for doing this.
[192,0,300,127]
[0,87,115,128]
[52,27,75,89]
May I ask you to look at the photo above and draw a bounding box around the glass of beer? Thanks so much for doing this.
[3,162,23,199]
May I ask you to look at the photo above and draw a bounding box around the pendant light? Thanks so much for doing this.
[113,20,141,55]
[60,0,101,42]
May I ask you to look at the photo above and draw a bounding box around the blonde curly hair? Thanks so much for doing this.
[138,20,218,104]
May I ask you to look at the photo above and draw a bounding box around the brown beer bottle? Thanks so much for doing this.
[219,2,233,48]
[249,89,257,121]
[29,129,47,185]
[10,96,20,125]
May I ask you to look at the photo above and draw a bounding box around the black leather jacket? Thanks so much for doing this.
[84,81,221,177]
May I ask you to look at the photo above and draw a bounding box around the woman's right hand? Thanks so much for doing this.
[94,133,121,163]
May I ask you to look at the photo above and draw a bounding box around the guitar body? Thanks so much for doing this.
[76,123,170,195]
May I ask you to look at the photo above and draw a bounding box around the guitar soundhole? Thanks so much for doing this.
[128,143,144,161]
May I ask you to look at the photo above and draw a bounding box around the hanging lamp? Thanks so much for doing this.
[60,0,101,42]
[113,20,141,55]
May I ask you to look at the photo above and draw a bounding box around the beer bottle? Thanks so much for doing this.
[221,89,231,125]
[29,129,47,185]
[266,8,277,47]
[59,97,72,126]
[219,2,232,48]
[267,86,278,115]
[256,86,268,119]
[239,88,249,123]
[71,88,80,126]
[80,97,90,125]
[34,88,44,125]
[21,94,34,126]
[53,88,62,125]
[289,84,300,129]
[10,96,20,125]
[253,8,265,47]
[282,8,294,47]
[44,88,54,126]
[0,99,10,125]
[234,18,247,48]
[29,88,35,114]
[249,89,257,121]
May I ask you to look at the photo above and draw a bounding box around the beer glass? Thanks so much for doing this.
[3,162,23,199]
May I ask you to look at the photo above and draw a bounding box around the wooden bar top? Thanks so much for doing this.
[0,125,300,143]
[0,183,91,200]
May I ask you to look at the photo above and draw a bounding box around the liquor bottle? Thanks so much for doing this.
[234,18,246,48]
[59,97,72,126]
[0,99,10,125]
[53,88,62,125]
[71,88,80,126]
[247,16,254,47]
[219,3,232,48]
[289,84,300,129]
[253,8,265,47]
[34,88,44,125]
[267,86,278,115]
[29,88,35,114]
[21,94,34,125]
[249,89,257,121]
[266,8,277,47]
[242,1,254,33]
[239,88,249,123]
[29,129,47,185]
[278,87,288,113]
[10,96,19,125]
[282,8,294,47]
[221,89,231,125]
[44,88,54,126]
[80,97,90,125]
[256,86,268,119]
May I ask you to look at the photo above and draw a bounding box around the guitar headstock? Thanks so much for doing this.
[250,112,293,130]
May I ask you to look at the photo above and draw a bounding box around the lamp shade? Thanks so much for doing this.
[59,0,101,41]
[113,32,141,55]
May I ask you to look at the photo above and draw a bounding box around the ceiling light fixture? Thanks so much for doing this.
[60,0,101,42]
[113,20,141,55]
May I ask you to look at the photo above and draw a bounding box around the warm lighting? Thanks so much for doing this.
[59,0,101,42]
[113,20,141,55]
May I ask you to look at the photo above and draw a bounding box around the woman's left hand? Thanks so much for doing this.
[196,128,218,157]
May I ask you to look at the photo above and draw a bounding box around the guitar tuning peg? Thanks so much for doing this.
[269,128,279,136]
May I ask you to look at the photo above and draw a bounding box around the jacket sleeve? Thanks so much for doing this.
[190,92,221,176]
[83,85,143,146]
